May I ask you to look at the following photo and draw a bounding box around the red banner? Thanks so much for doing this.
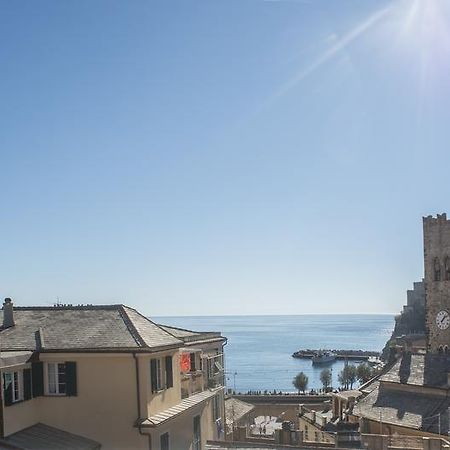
[180,353,191,372]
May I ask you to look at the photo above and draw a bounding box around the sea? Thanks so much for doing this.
[156,315,395,392]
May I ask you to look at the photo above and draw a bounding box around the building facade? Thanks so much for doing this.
[424,213,450,353]
[0,300,226,450]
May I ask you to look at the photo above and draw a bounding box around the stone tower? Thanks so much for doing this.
[424,213,450,353]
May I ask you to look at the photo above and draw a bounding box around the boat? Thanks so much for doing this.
[312,350,336,365]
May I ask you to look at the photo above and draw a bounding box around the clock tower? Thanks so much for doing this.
[424,213,450,354]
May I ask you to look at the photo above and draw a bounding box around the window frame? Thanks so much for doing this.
[45,362,67,396]
[4,370,24,403]
[151,356,175,393]
[193,415,201,450]
[150,358,164,393]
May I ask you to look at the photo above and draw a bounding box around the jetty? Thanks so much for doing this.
[292,349,380,361]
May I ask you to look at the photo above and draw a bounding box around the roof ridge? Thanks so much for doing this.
[158,323,200,336]
[9,305,124,311]
[117,306,147,348]
[121,306,183,344]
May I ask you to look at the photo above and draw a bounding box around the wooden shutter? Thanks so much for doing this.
[150,359,158,393]
[190,353,196,372]
[31,362,44,397]
[23,368,32,400]
[66,362,77,396]
[165,356,173,388]
[3,374,12,407]
[160,432,169,450]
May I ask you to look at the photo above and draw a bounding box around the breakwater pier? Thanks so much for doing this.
[292,349,380,361]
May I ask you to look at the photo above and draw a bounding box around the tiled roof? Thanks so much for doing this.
[159,325,199,338]
[0,305,182,352]
[0,423,100,450]
[225,398,255,426]
[159,324,225,345]
[380,353,450,387]
[354,383,450,433]
[0,352,32,368]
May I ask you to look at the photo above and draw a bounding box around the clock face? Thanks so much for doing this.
[436,310,450,330]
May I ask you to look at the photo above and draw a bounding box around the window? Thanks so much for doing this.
[150,359,163,393]
[151,357,174,393]
[165,356,173,389]
[160,432,169,450]
[445,256,450,281]
[47,363,66,395]
[3,371,23,404]
[193,415,201,450]
[434,257,441,281]
[190,353,196,372]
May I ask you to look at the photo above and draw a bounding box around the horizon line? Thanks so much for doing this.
[154,312,397,317]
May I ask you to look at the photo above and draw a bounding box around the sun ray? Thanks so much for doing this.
[266,5,392,104]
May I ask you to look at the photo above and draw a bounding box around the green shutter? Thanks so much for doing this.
[31,362,44,397]
[3,373,12,407]
[23,369,32,400]
[150,359,158,393]
[65,362,77,396]
[165,356,173,388]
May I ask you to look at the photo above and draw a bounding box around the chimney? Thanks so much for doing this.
[3,298,15,328]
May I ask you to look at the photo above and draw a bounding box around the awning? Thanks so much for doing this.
[140,388,223,427]
[0,352,32,369]
[0,423,101,450]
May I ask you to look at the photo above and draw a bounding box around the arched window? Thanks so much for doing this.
[438,345,443,354]
[445,257,450,281]
[434,257,441,282]
[444,345,449,354]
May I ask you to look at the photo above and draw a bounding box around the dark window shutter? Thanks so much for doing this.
[190,353,196,372]
[165,356,173,388]
[150,359,157,393]
[160,432,169,450]
[66,362,77,396]
[23,369,32,400]
[3,374,12,406]
[32,362,44,397]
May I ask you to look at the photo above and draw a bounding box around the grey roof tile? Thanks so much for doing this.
[121,306,181,348]
[225,398,255,426]
[1,423,100,450]
[354,383,450,433]
[380,353,450,387]
[0,305,182,352]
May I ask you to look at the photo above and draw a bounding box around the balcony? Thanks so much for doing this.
[180,352,225,399]
[181,371,204,399]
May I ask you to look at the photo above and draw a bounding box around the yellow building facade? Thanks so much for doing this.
[0,301,226,450]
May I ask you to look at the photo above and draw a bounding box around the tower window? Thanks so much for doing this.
[445,257,450,281]
[434,258,441,282]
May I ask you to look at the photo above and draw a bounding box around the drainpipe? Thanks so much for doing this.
[0,371,4,438]
[133,353,152,450]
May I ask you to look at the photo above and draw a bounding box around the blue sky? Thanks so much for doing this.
[1,0,450,315]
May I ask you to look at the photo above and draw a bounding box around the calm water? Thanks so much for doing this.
[156,315,394,392]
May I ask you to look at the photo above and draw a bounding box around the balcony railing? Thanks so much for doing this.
[180,352,225,399]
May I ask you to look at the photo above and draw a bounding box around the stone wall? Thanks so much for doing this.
[423,214,450,353]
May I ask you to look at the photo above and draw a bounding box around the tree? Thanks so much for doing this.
[338,365,357,390]
[347,365,357,389]
[356,363,373,384]
[320,368,332,392]
[293,372,308,394]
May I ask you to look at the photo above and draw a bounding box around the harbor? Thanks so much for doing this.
[291,349,381,362]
